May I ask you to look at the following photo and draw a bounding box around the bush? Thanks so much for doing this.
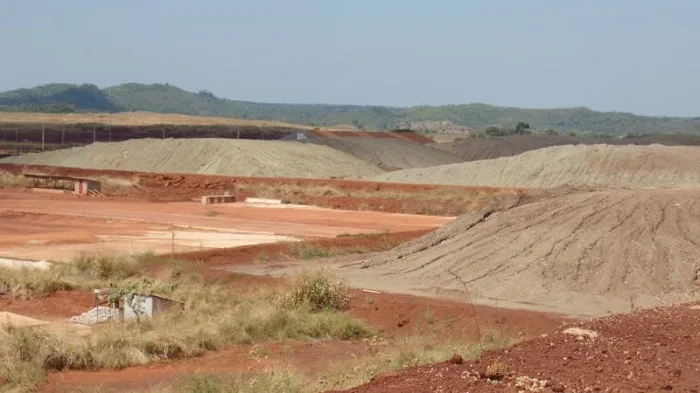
[281,269,350,312]
[0,266,73,299]
[72,254,138,280]
[174,372,306,393]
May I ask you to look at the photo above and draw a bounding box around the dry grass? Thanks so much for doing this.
[0,171,31,188]
[0,266,74,300]
[0,256,373,392]
[236,182,516,216]
[281,269,350,312]
[134,333,514,393]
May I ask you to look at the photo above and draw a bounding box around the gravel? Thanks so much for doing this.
[0,138,385,179]
[69,306,115,325]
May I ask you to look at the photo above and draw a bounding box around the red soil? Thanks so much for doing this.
[0,163,527,215]
[174,230,432,267]
[0,291,95,321]
[24,231,566,393]
[43,288,565,393]
[331,303,700,393]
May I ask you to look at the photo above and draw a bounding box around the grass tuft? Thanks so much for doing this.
[0,266,74,300]
[281,269,350,312]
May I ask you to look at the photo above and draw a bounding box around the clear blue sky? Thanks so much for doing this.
[1,1,698,116]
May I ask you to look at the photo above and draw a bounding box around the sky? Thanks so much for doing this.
[1,1,698,116]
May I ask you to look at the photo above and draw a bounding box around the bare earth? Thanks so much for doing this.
[336,188,700,317]
[0,138,384,179]
[302,138,462,171]
[332,302,700,393]
[373,144,700,189]
[0,190,451,262]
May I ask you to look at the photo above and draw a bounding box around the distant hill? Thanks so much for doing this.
[1,83,699,135]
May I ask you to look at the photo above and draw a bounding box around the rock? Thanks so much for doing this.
[448,354,464,364]
[551,383,566,392]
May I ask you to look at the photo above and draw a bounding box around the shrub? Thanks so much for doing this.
[281,269,349,312]
[72,254,138,280]
[0,266,73,299]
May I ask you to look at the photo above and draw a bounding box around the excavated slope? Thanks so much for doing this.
[0,138,384,179]
[349,189,700,316]
[302,138,462,170]
[372,144,700,189]
[434,134,700,161]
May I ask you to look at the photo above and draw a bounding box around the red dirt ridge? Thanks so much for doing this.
[330,303,700,393]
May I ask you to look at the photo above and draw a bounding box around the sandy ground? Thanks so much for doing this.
[0,190,451,262]
[1,138,384,179]
[374,144,700,189]
[335,188,700,317]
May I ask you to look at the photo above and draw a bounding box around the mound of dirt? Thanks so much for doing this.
[302,137,462,170]
[347,188,700,316]
[372,144,700,189]
[435,134,700,161]
[0,138,384,179]
[331,302,700,393]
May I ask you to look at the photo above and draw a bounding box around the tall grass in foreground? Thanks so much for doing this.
[0,261,373,393]
[139,333,514,393]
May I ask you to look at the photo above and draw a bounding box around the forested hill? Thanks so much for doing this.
[1,83,698,135]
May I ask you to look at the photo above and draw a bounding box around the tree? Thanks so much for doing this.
[485,126,503,136]
[515,122,531,134]
[108,279,155,326]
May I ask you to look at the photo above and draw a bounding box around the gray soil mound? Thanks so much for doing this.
[0,138,384,179]
[302,137,462,170]
[435,134,700,161]
[349,189,700,316]
[373,144,700,189]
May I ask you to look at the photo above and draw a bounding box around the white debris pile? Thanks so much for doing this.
[69,306,115,325]
[562,327,600,340]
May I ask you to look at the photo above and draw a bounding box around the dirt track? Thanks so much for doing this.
[349,188,700,316]
[374,144,700,189]
[332,302,700,393]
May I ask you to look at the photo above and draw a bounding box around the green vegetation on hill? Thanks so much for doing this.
[1,83,699,135]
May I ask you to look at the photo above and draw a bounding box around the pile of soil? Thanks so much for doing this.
[348,188,700,317]
[302,137,462,171]
[0,138,384,179]
[331,302,700,393]
[372,144,700,189]
[435,134,700,161]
